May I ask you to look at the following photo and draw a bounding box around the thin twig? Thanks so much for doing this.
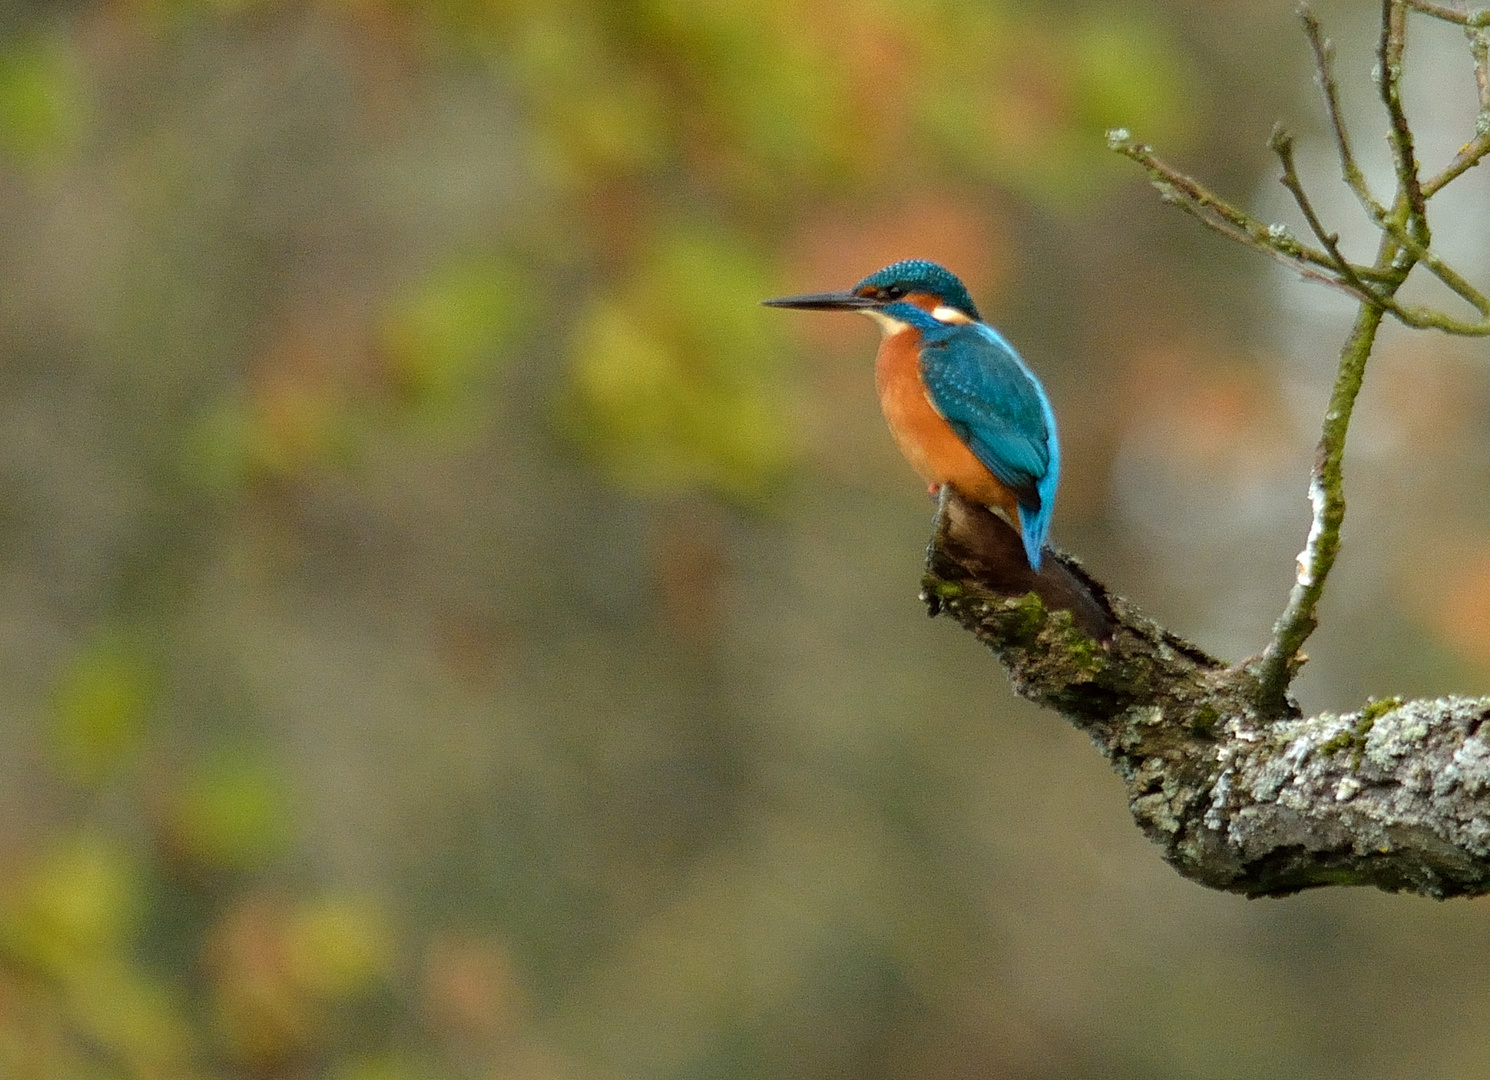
[1387,300,1490,332]
[1269,123,1378,297]
[1109,133,1366,279]
[1106,134,1313,253]
[1404,0,1490,27]
[1300,0,1489,314]
[1253,303,1389,710]
[1424,22,1490,194]
[1421,132,1490,194]
[1472,26,1490,109]
[1301,5,1387,220]
[1380,0,1432,241]
[1397,238,1490,313]
[1369,204,1490,315]
[1115,130,1490,330]
[1264,124,1490,330]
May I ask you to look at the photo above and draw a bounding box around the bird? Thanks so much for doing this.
[763,259,1059,570]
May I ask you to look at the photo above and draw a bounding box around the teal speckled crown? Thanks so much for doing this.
[853,260,980,321]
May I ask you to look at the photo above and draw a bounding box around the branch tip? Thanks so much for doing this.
[1268,121,1294,156]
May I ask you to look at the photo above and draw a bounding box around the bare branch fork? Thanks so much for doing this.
[921,0,1490,897]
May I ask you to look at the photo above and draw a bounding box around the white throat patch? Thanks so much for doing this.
[863,309,910,336]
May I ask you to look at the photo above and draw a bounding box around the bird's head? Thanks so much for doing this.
[761,259,981,327]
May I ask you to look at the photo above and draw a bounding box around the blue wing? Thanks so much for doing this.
[919,321,1060,565]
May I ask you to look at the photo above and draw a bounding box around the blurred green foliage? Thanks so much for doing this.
[0,31,81,163]
[380,255,520,432]
[167,751,294,870]
[562,227,793,499]
[188,388,360,488]
[1,833,141,977]
[50,633,155,784]
[914,6,1194,199]
[0,832,193,1078]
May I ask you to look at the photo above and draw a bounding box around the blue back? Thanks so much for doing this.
[882,302,1059,569]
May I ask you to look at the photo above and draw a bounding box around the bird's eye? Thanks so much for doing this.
[882,284,907,300]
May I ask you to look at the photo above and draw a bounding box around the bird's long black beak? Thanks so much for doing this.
[760,289,877,311]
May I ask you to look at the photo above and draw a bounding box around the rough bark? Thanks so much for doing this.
[926,492,1490,899]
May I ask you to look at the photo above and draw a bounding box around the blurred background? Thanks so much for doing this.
[2,0,1490,1077]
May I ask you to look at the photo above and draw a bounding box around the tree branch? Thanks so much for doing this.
[1106,1,1490,723]
[925,497,1490,899]
[1302,6,1388,222]
[1269,123,1382,301]
[1422,16,1490,194]
[1379,0,1431,242]
[1404,0,1490,29]
[932,0,1490,897]
[1248,302,1386,712]
[1105,131,1386,302]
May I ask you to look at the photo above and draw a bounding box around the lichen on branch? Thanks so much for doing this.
[925,497,1490,899]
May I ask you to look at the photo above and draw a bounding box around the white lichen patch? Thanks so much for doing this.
[1281,734,1315,769]
[1117,705,1164,751]
[1266,224,1299,250]
[1439,735,1490,797]
[1335,776,1362,801]
[1296,476,1327,588]
[1363,705,1429,769]
[1248,752,1294,802]
[1132,791,1181,835]
[1125,704,1164,726]
[1132,756,1166,788]
[1204,769,1233,832]
[1463,817,1490,857]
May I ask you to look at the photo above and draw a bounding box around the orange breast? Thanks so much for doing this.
[874,328,1020,522]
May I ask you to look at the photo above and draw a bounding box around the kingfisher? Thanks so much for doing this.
[763,259,1059,570]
